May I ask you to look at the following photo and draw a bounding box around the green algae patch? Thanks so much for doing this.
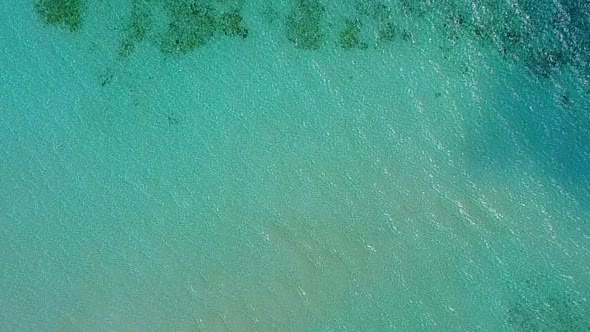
[220,11,248,39]
[352,0,396,48]
[506,276,590,332]
[34,0,84,32]
[339,18,367,50]
[160,2,217,55]
[354,0,391,23]
[118,1,152,58]
[399,0,435,18]
[286,0,325,50]
[377,21,396,44]
[527,49,570,78]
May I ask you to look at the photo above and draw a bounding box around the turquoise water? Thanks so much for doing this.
[1,0,590,330]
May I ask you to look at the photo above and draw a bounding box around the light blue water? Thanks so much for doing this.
[1,0,590,331]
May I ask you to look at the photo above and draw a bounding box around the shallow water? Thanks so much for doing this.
[1,0,589,330]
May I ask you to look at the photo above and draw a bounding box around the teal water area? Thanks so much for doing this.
[1,0,590,330]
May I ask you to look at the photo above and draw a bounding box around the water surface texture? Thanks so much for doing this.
[1,0,590,330]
